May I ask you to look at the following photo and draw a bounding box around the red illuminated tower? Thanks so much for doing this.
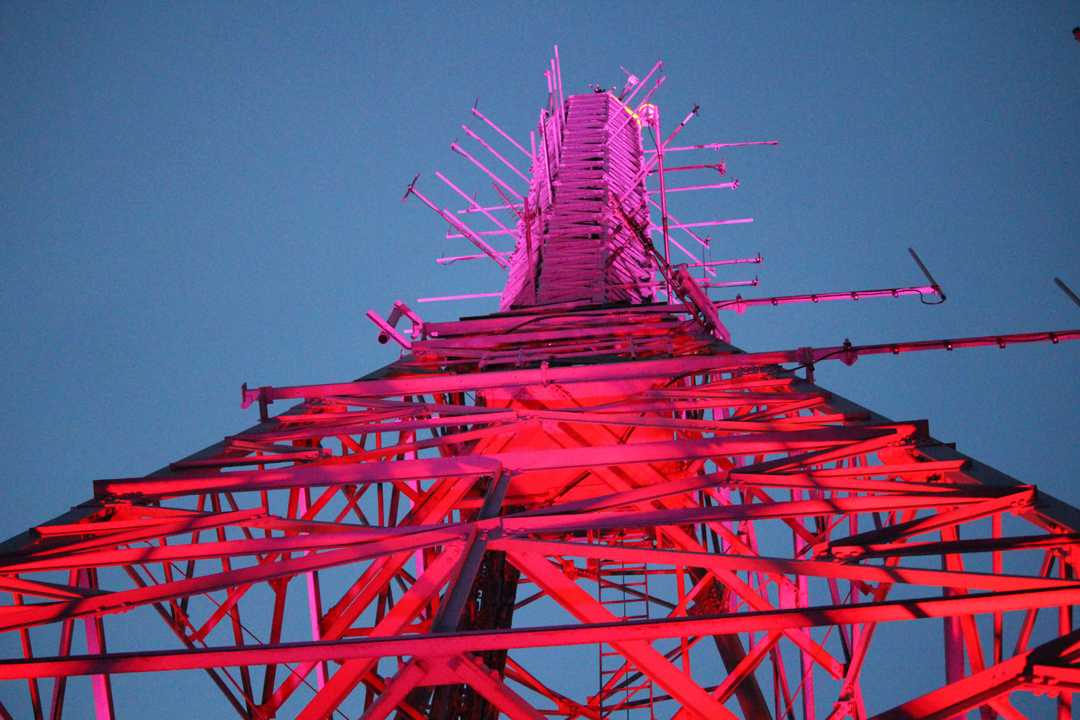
[2,49,1079,719]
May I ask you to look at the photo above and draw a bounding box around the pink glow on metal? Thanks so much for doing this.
[2,46,1078,720]
[471,104,533,161]
[450,141,524,201]
[645,139,781,153]
[416,291,502,303]
[461,124,530,183]
[499,87,658,309]
[686,253,763,267]
[657,180,740,193]
[455,202,521,215]
[242,327,1077,410]
[651,217,754,231]
[404,180,510,269]
[435,251,512,265]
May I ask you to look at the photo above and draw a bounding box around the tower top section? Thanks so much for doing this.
[404,48,775,322]
[501,89,658,308]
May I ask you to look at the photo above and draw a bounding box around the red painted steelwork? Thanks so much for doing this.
[2,47,1078,719]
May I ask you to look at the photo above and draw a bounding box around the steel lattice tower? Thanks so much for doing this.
[2,50,1079,719]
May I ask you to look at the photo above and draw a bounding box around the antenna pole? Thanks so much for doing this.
[909,247,946,301]
[1054,277,1080,308]
[648,110,673,299]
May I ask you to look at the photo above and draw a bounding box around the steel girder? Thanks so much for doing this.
[2,49,1078,720]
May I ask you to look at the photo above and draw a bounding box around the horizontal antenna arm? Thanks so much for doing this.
[242,328,1078,408]
[716,285,939,313]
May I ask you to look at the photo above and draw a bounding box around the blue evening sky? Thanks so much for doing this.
[1,2,1078,717]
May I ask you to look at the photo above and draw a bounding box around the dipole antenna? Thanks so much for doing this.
[908,246,947,303]
[1055,276,1080,308]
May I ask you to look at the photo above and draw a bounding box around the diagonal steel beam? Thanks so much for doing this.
[505,549,738,720]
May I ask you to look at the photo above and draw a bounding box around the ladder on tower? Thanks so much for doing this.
[595,529,657,719]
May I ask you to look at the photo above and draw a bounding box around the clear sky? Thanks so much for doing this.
[1,2,1078,717]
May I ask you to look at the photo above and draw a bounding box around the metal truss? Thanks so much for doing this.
[1,48,1078,719]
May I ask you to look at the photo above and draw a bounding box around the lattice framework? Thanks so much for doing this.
[1,48,1078,720]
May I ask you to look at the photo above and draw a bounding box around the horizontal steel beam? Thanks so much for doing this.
[95,425,893,499]
[242,328,1078,407]
[2,584,1078,681]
